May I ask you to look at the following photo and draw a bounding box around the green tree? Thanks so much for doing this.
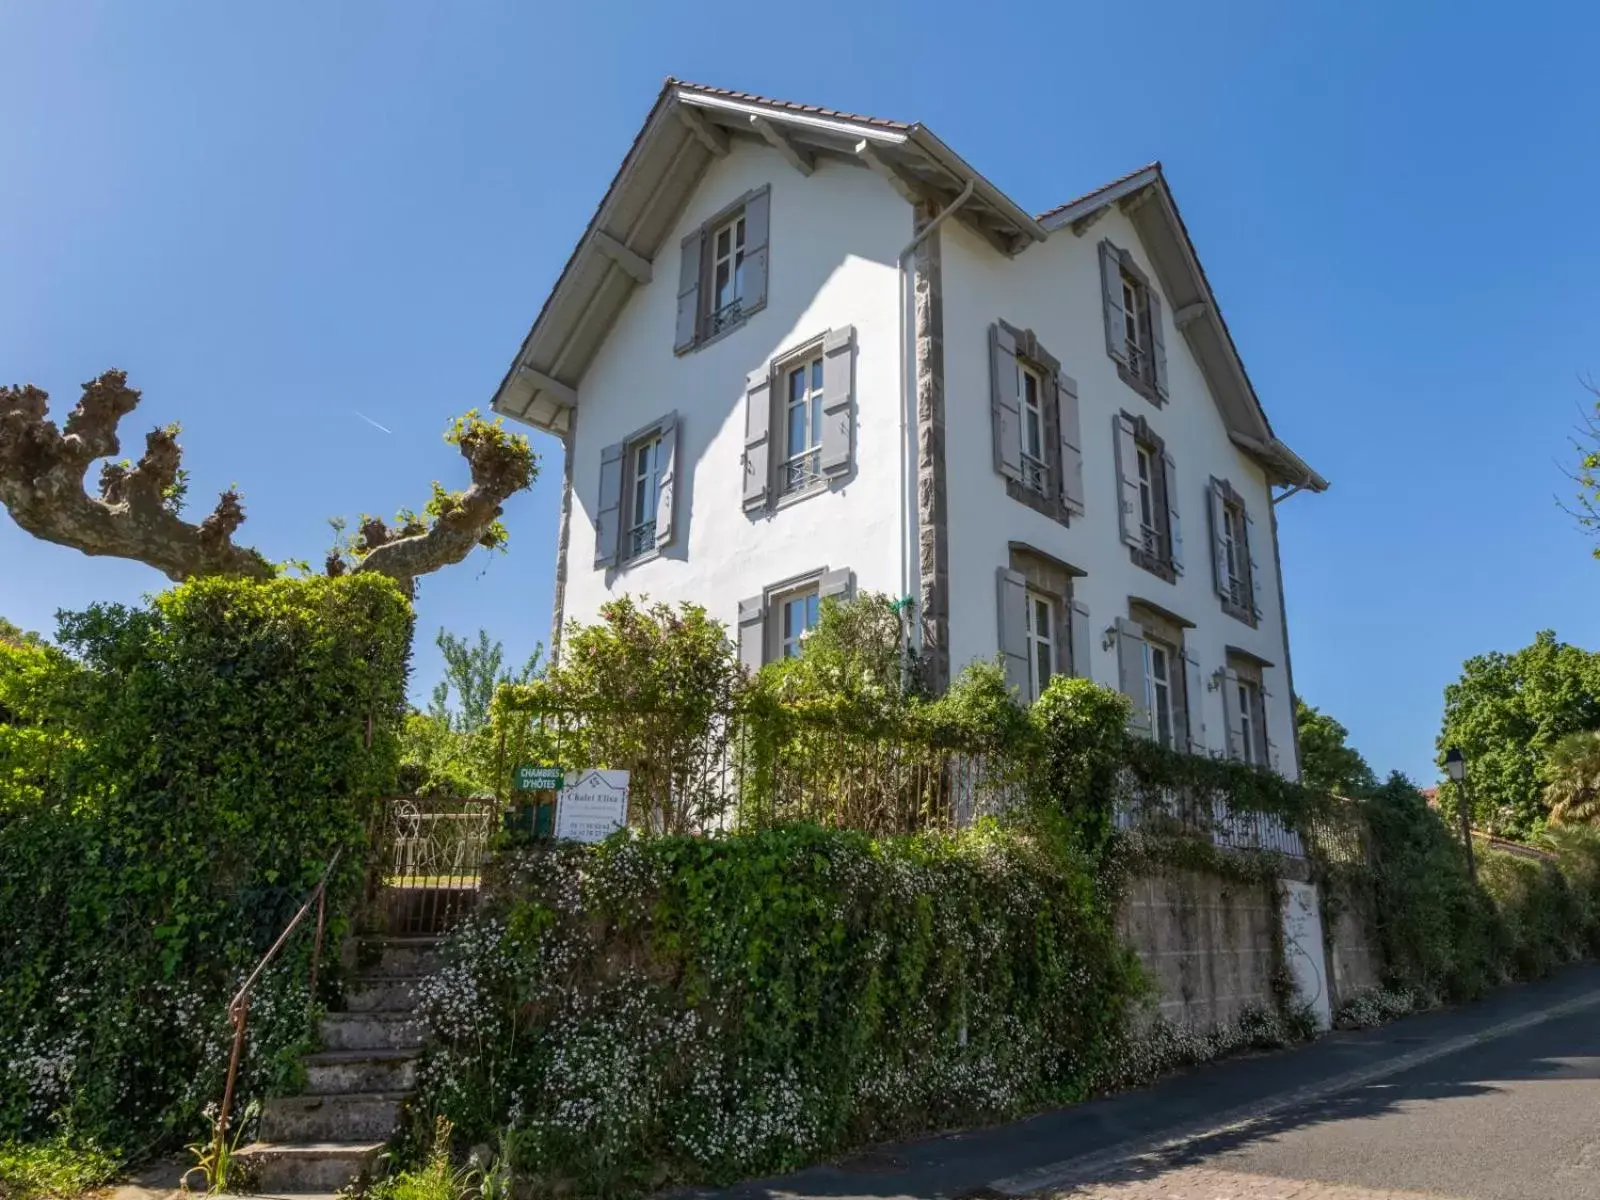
[1438,631,1600,839]
[1295,699,1377,797]
[1544,729,1600,826]
[428,627,543,733]
[0,618,43,648]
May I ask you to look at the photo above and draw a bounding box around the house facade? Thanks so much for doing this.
[490,81,1326,777]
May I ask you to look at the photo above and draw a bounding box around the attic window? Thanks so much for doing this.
[1099,240,1169,405]
[674,186,771,354]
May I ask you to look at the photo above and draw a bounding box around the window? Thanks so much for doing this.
[737,568,854,672]
[781,353,824,494]
[1222,501,1249,609]
[1018,363,1048,494]
[675,186,770,355]
[989,321,1084,523]
[1099,240,1167,402]
[1144,639,1177,749]
[743,327,856,512]
[1025,588,1054,702]
[1122,273,1145,377]
[1116,413,1179,580]
[1236,679,1260,766]
[1135,444,1158,551]
[709,213,746,335]
[777,585,820,659]
[593,413,678,571]
[624,433,661,560]
[1209,478,1258,624]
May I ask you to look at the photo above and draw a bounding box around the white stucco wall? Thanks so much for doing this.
[939,209,1301,777]
[561,141,912,642]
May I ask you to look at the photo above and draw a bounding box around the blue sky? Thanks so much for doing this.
[4,1,1597,784]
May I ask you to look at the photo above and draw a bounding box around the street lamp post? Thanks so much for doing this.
[1444,745,1478,884]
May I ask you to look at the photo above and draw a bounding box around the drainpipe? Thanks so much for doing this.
[896,179,975,640]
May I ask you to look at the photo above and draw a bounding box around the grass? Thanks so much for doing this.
[0,1137,120,1200]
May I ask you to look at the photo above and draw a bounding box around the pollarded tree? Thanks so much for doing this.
[0,370,535,593]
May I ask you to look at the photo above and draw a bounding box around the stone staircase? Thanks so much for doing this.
[236,922,450,1196]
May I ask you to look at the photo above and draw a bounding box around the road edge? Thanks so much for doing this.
[990,985,1600,1195]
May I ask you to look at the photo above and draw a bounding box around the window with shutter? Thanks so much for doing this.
[1116,411,1179,583]
[1128,602,1197,750]
[1098,240,1167,406]
[748,327,855,513]
[1223,653,1271,767]
[1209,477,1260,627]
[673,185,771,355]
[607,412,682,570]
[753,566,853,665]
[990,320,1076,527]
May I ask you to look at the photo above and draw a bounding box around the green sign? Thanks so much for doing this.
[514,764,564,791]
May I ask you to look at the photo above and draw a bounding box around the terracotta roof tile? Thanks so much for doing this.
[670,78,913,131]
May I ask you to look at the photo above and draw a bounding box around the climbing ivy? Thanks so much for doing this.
[0,575,412,1153]
[413,824,1144,1196]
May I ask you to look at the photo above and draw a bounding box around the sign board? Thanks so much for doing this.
[514,764,564,791]
[554,769,630,844]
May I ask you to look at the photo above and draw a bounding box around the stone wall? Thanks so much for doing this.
[1325,884,1384,1009]
[1118,866,1280,1029]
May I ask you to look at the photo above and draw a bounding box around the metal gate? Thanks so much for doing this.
[370,795,498,935]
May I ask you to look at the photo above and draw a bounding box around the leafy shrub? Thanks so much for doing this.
[0,1135,118,1200]
[0,575,411,1150]
[413,823,1142,1196]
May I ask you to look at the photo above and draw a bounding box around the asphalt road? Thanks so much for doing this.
[1080,1003,1600,1199]
[696,964,1600,1200]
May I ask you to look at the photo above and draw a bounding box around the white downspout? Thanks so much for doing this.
[897,179,975,641]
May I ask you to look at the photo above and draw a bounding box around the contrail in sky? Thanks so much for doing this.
[353,411,393,435]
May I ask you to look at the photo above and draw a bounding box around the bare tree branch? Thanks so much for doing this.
[0,371,272,581]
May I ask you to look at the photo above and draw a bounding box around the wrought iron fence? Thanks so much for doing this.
[370,794,498,934]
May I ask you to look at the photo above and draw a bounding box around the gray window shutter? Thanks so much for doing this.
[1222,667,1244,760]
[1208,480,1230,600]
[990,323,1022,481]
[742,186,771,317]
[1183,648,1206,754]
[1116,617,1151,735]
[1259,682,1277,770]
[820,325,855,476]
[737,595,765,673]
[1162,451,1183,574]
[742,367,771,511]
[1100,241,1128,367]
[1148,288,1169,401]
[1069,598,1092,682]
[1057,370,1084,515]
[1113,415,1142,549]
[654,413,679,549]
[819,566,854,604]
[1245,508,1263,617]
[674,228,703,354]
[996,567,1029,699]
[593,441,624,568]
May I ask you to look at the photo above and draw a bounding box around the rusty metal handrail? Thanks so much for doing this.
[213,846,344,1158]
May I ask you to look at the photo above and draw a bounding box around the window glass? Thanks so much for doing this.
[1147,640,1175,748]
[1136,446,1155,530]
[1238,681,1258,764]
[779,589,820,659]
[1025,591,1054,701]
[782,354,825,493]
[711,214,747,330]
[626,435,660,558]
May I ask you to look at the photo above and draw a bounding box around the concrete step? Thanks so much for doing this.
[356,935,443,978]
[259,1092,408,1143]
[320,1010,425,1052]
[302,1048,419,1095]
[342,975,423,1014]
[233,1141,385,1194]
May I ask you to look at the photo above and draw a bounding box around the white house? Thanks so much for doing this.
[490,81,1327,776]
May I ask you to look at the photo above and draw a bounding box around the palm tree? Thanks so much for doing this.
[1544,729,1600,825]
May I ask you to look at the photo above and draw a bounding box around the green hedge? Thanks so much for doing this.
[1352,774,1600,1003]
[413,823,1143,1195]
[0,575,411,1151]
